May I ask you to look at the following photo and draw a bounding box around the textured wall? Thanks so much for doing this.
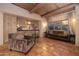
[48,12,68,22]
[0,12,3,45]
[39,17,47,37]
[75,4,79,46]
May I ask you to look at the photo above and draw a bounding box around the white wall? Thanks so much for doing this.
[0,12,3,45]
[39,17,47,37]
[75,4,79,46]
[48,11,73,22]
[0,3,42,20]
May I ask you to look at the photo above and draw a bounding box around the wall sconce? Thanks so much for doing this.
[17,24,20,28]
[28,21,31,25]
[71,18,76,34]
[72,18,76,23]
[43,22,47,28]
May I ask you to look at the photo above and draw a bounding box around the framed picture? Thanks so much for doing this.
[48,22,55,30]
[54,22,61,30]
[48,19,69,32]
[62,25,69,32]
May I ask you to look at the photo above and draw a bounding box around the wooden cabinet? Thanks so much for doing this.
[3,13,17,43]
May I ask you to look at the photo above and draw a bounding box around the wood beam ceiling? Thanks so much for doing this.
[13,3,38,11]
[30,3,40,12]
[44,4,75,18]
[30,3,39,11]
[42,3,73,17]
[13,3,74,18]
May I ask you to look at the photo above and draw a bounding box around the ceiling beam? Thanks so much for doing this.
[30,3,39,11]
[42,3,73,16]
[30,3,40,12]
[54,3,60,9]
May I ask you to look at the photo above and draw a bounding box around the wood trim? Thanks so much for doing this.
[30,3,39,12]
[54,3,60,9]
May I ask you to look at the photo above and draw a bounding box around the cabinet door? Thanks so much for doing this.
[11,15,17,33]
[4,14,11,43]
[3,14,17,43]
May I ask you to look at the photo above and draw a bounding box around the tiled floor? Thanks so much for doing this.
[0,38,79,56]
